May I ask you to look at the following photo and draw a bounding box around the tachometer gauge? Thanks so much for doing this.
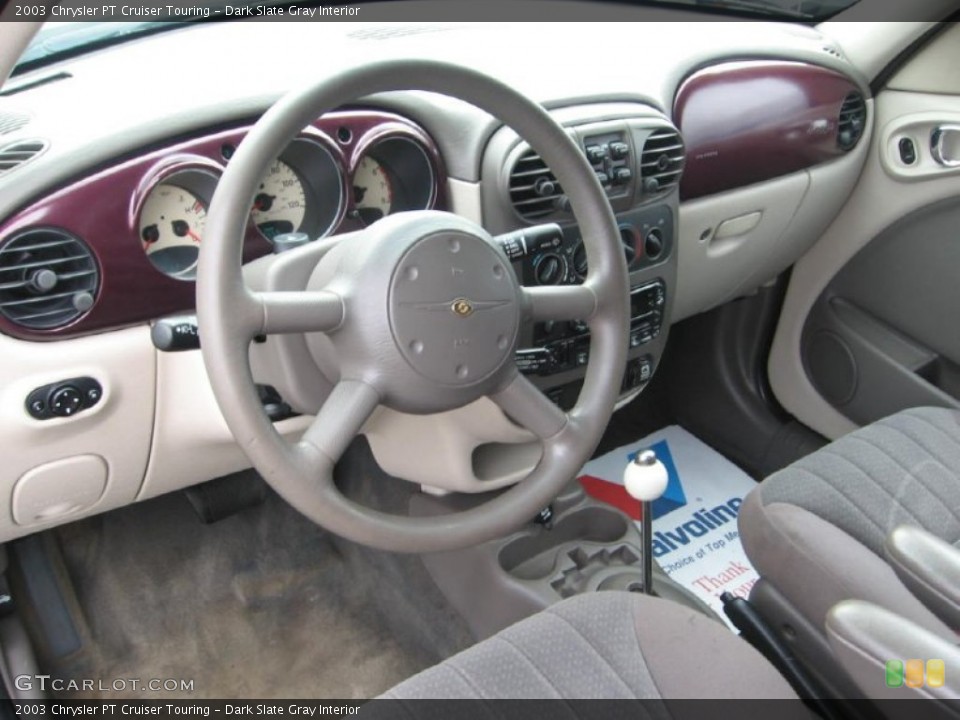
[251,160,307,241]
[139,184,207,280]
[353,155,393,225]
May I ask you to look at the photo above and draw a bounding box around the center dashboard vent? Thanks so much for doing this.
[838,92,867,151]
[640,128,685,195]
[0,229,99,330]
[508,150,564,220]
[0,139,48,176]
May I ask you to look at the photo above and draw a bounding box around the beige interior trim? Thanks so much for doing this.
[818,22,937,82]
[769,91,960,439]
[886,23,960,96]
[0,327,155,543]
[0,17,43,88]
[138,348,312,500]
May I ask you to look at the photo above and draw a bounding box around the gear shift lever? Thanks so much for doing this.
[624,449,669,595]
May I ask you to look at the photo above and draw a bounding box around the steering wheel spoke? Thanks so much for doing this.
[491,371,568,440]
[248,290,345,336]
[521,284,597,323]
[295,380,380,476]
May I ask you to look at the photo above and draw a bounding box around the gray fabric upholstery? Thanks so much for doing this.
[740,407,960,643]
[755,407,960,556]
[381,591,797,699]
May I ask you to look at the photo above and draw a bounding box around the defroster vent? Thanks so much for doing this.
[0,139,48,176]
[0,229,99,330]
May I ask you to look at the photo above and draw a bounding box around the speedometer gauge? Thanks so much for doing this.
[251,160,307,241]
[139,184,207,280]
[353,156,393,225]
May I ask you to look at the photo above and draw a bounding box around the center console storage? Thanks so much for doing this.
[412,481,712,640]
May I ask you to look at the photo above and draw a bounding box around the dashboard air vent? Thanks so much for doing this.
[0,139,48,176]
[0,112,29,135]
[509,150,565,220]
[640,128,685,195]
[0,229,99,330]
[837,92,866,151]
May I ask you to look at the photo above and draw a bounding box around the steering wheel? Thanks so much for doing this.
[197,59,630,553]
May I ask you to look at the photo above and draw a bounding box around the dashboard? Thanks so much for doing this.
[0,110,444,339]
[0,19,874,541]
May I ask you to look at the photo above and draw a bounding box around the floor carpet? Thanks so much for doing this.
[33,474,473,700]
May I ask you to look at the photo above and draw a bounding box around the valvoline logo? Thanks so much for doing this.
[579,439,687,520]
[578,439,744,558]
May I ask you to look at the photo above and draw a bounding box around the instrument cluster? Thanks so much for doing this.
[135,112,441,280]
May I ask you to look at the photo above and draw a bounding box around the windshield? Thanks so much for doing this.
[13,21,174,75]
[13,0,860,75]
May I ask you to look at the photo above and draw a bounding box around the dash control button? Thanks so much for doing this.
[899,137,917,165]
[50,386,83,417]
[26,376,103,420]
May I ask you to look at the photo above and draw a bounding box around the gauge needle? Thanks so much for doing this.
[171,219,200,242]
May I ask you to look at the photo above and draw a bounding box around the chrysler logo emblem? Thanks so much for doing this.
[451,298,474,317]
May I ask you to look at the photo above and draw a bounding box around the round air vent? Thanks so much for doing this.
[0,228,99,330]
[838,92,866,151]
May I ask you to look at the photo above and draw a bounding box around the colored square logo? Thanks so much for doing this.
[885,660,904,688]
[928,659,945,688]
[905,659,925,688]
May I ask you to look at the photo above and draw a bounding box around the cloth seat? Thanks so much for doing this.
[739,406,960,692]
[380,591,796,699]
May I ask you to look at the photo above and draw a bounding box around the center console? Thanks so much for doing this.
[410,106,693,638]
[481,108,682,410]
[507,203,673,409]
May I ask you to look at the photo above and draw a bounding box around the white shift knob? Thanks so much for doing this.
[623,449,669,502]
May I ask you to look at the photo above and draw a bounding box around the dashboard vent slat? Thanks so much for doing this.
[0,112,30,136]
[837,92,866,151]
[0,229,99,330]
[508,149,565,220]
[0,139,48,176]
[640,128,685,195]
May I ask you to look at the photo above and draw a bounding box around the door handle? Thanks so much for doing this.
[931,124,960,168]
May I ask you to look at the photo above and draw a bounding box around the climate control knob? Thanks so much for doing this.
[533,253,567,285]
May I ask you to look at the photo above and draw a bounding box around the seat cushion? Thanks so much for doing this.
[740,407,960,637]
[379,591,797,699]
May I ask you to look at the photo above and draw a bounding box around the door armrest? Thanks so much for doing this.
[827,599,960,706]
[886,525,960,630]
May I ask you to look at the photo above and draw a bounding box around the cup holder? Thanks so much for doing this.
[498,506,629,580]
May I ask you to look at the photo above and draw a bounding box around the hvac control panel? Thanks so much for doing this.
[515,280,665,378]
[502,203,673,406]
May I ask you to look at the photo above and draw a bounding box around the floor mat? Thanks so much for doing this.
[579,425,759,628]
[38,485,471,700]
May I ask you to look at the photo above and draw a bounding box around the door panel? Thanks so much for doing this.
[802,197,960,426]
[769,23,960,439]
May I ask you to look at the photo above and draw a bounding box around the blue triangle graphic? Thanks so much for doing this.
[628,439,687,520]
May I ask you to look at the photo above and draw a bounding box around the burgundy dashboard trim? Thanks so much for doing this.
[674,61,862,201]
[0,110,447,341]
